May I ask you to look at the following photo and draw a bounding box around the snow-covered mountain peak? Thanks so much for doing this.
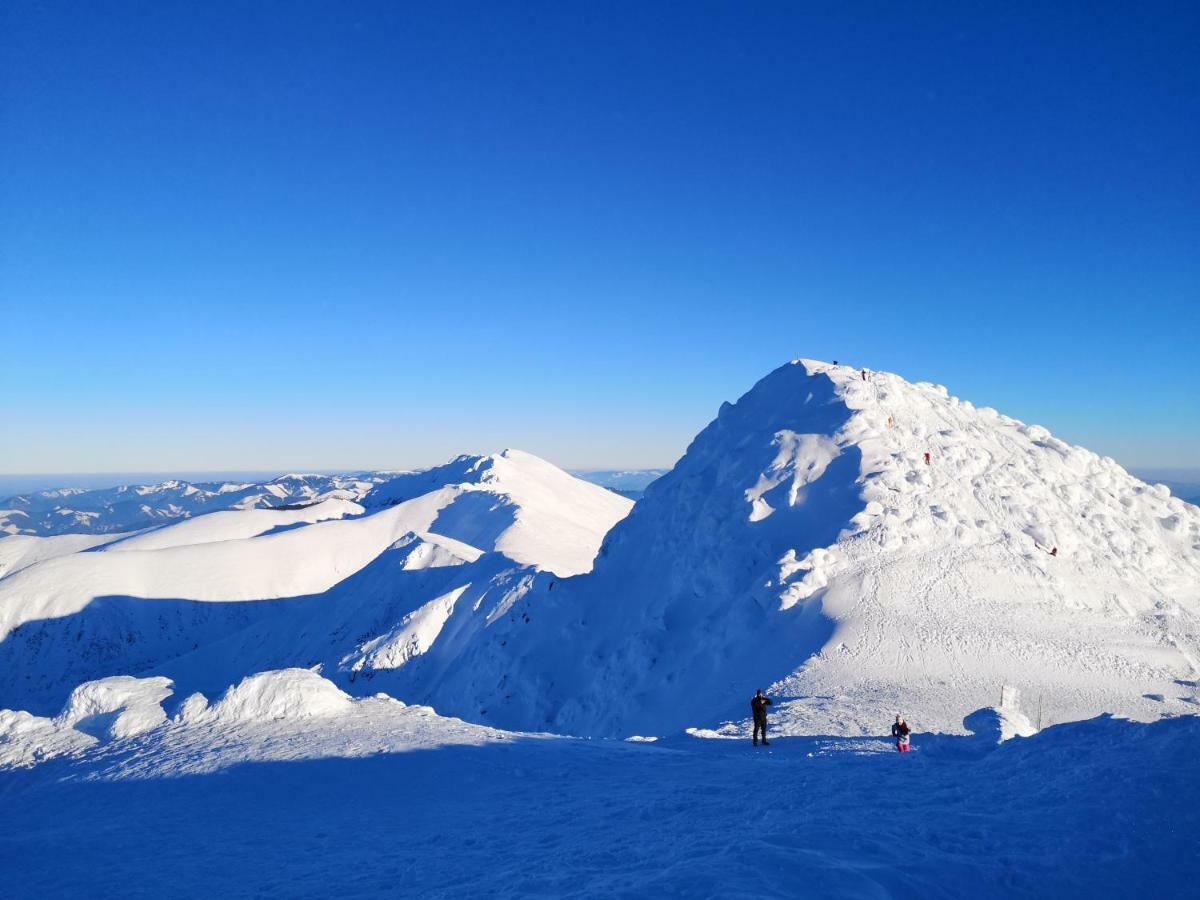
[410,359,1200,738]
[607,357,1200,609]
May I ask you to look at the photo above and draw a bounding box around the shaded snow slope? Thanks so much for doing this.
[390,360,1200,737]
[1,678,1195,899]
[0,452,628,713]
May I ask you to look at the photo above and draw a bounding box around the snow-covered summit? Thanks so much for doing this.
[0,450,631,713]
[404,360,1200,737]
[362,449,633,574]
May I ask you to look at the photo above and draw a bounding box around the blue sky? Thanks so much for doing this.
[2,2,1197,473]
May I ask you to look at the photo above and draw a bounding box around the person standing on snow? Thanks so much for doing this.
[751,689,772,746]
[892,714,911,753]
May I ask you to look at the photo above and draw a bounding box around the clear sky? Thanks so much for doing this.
[2,2,1197,474]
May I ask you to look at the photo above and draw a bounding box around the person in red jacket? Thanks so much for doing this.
[751,689,772,746]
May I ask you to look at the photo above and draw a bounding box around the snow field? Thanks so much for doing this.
[0,690,1195,899]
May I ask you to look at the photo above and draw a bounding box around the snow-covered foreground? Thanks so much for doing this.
[0,674,1195,899]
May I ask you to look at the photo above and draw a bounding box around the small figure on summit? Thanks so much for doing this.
[751,689,772,746]
[923,452,931,466]
[892,714,912,753]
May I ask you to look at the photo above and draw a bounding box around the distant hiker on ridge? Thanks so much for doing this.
[892,714,911,753]
[751,689,772,746]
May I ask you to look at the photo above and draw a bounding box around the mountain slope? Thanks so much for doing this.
[0,452,631,713]
[388,360,1200,737]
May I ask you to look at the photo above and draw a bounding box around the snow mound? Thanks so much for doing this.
[201,669,354,723]
[55,675,174,740]
[962,706,1039,747]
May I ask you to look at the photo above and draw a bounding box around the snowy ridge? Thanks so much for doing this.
[382,360,1200,737]
[0,452,631,714]
[1,360,1197,742]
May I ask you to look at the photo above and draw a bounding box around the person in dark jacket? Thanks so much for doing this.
[891,714,911,752]
[751,689,772,746]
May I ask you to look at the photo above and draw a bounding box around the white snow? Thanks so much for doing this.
[0,451,630,714]
[1,358,1198,897]
[55,675,174,740]
[0,669,521,773]
[100,498,364,551]
[0,531,132,578]
[192,668,354,723]
[0,673,1195,897]
[0,472,393,537]
[383,360,1200,739]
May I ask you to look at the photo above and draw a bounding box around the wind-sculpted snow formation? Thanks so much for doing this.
[0,668,517,772]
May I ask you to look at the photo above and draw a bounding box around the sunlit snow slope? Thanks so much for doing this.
[0,452,631,713]
[403,361,1200,737]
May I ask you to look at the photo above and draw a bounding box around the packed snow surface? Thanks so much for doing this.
[0,671,1195,898]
